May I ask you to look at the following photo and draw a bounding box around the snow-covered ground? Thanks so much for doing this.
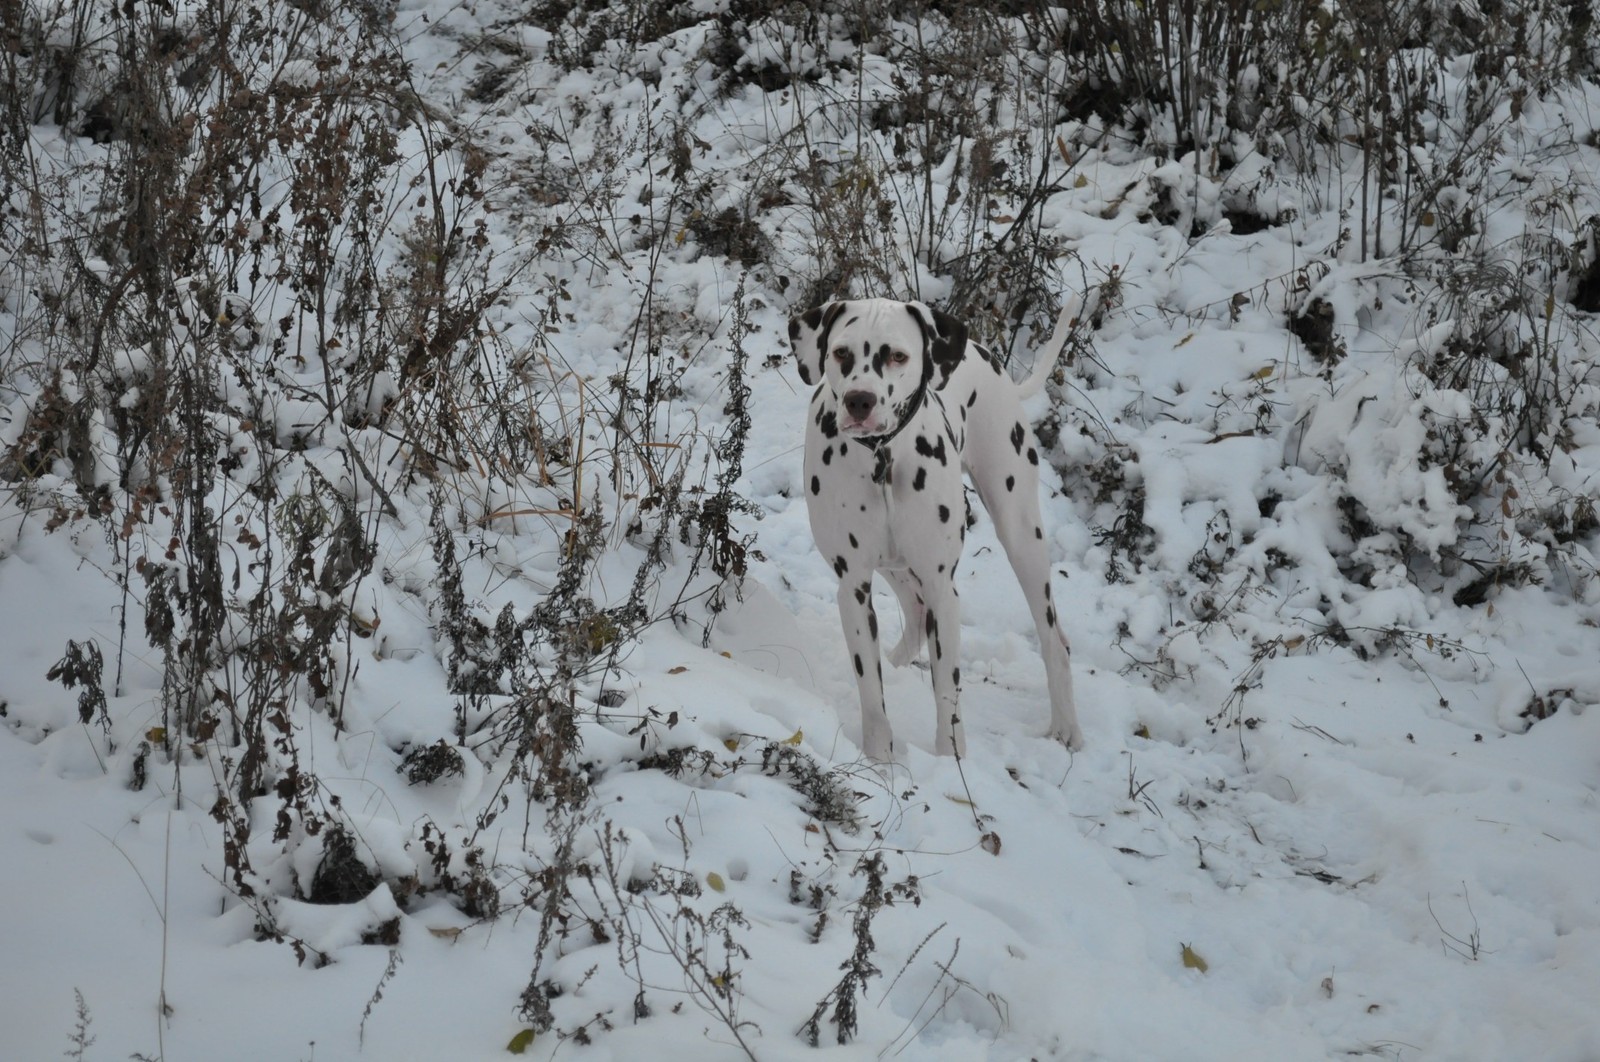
[3,1,1600,1059]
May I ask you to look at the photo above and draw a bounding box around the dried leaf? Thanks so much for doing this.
[428,926,463,941]
[980,831,1002,856]
[1251,364,1276,380]
[706,871,726,893]
[1180,943,1209,973]
[507,1029,535,1054]
[783,728,804,746]
[668,665,688,674]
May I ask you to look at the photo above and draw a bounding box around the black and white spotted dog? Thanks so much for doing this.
[789,298,1083,761]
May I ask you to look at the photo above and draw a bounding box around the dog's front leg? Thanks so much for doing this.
[922,583,965,757]
[837,577,893,761]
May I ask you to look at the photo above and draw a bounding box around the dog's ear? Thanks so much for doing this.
[908,303,968,388]
[788,302,846,386]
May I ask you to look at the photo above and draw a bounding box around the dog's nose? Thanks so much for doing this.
[843,391,877,423]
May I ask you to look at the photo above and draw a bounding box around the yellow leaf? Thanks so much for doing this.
[1175,332,1195,348]
[428,926,463,941]
[507,1029,536,1054]
[1420,210,1436,226]
[1284,635,1305,651]
[1181,943,1209,973]
[723,737,740,752]
[1074,174,1089,189]
[945,794,975,807]
[1251,364,1276,380]
[668,665,688,675]
[145,727,166,744]
[706,871,726,893]
[1133,723,1151,739]
[783,728,803,745]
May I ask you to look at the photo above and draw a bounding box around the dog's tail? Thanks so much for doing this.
[1016,292,1090,401]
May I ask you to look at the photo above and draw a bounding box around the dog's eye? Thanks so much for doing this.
[831,347,850,362]
[889,351,910,365]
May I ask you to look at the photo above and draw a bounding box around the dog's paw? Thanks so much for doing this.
[885,632,922,668]
[1050,723,1085,751]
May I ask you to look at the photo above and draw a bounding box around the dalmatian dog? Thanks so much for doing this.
[789,298,1083,761]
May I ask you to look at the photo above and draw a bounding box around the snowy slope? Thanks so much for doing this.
[3,1,1600,1060]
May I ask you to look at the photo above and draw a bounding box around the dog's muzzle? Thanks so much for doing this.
[842,390,879,430]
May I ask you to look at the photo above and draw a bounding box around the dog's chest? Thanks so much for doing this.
[803,392,965,573]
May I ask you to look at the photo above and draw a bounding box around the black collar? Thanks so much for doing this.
[860,377,930,485]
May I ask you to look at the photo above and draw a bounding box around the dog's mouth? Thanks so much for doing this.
[840,414,891,437]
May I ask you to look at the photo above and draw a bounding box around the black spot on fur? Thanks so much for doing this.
[1006,474,1015,491]
[1027,447,1038,466]
[834,555,849,576]
[1035,526,1043,539]
[913,467,927,491]
[839,441,848,457]
[868,610,878,638]
[854,653,864,676]
[848,532,858,549]
[1046,605,1056,627]
[915,434,948,466]
[967,390,978,407]
[822,446,833,465]
[952,666,960,686]
[938,504,950,522]
[871,342,896,374]
[810,475,820,495]
[820,410,839,439]
[1010,422,1025,453]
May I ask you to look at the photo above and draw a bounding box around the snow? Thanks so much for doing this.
[3,2,1600,1060]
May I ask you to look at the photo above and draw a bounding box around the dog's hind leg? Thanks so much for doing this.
[977,479,1084,750]
[922,581,965,757]
[882,570,926,668]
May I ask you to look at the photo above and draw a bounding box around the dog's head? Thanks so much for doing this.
[788,298,968,437]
